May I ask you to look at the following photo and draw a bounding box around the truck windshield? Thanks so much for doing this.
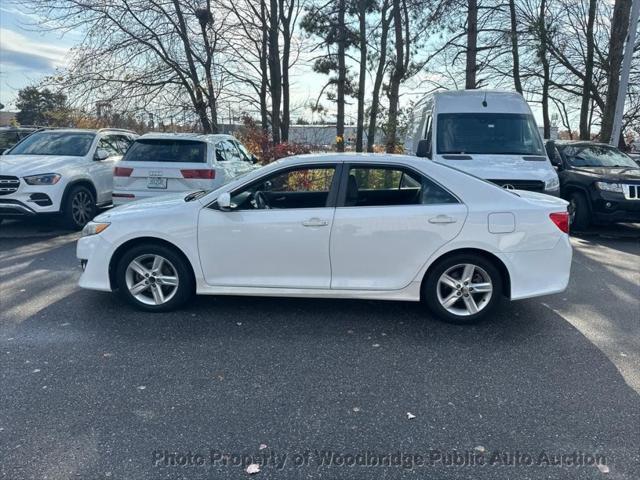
[437,113,544,156]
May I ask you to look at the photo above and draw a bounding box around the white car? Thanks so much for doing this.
[0,128,137,229]
[77,153,572,324]
[112,133,258,205]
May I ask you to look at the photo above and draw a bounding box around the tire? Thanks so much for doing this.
[423,254,503,325]
[568,191,590,231]
[62,185,96,230]
[115,243,194,312]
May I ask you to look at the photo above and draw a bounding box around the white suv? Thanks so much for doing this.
[0,128,137,229]
[112,133,259,205]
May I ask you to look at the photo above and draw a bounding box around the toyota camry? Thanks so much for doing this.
[77,153,572,324]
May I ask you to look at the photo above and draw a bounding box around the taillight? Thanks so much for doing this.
[181,169,215,179]
[114,167,133,177]
[549,211,569,233]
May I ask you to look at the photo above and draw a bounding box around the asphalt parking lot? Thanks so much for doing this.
[1,218,639,480]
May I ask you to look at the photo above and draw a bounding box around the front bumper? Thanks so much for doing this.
[0,199,37,217]
[77,234,114,291]
[590,193,640,223]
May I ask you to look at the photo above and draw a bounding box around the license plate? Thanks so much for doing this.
[147,177,167,189]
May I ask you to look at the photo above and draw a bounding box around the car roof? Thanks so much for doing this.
[270,152,424,167]
[137,132,236,144]
[554,140,613,148]
[432,89,531,115]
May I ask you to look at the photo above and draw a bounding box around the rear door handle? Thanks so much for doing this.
[302,218,329,227]
[429,215,457,224]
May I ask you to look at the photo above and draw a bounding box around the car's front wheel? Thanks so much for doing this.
[115,244,194,312]
[424,254,503,324]
[568,191,590,231]
[63,185,96,230]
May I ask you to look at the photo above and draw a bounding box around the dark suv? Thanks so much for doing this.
[545,140,640,229]
[0,126,38,154]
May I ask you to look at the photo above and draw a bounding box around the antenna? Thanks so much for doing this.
[482,91,488,108]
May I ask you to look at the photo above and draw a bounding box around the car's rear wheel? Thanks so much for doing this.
[568,191,590,231]
[63,185,96,230]
[115,244,194,312]
[424,254,503,324]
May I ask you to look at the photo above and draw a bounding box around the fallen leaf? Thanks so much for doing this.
[246,463,260,474]
[32,369,41,373]
[597,464,610,474]
[236,322,242,326]
[259,444,267,450]
[103,353,113,358]
[406,412,416,419]
[474,445,486,453]
[137,386,146,390]
[352,407,360,412]
[372,344,380,348]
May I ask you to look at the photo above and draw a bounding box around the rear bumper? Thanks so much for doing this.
[502,235,572,300]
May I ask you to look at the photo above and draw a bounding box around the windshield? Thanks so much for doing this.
[123,139,207,163]
[437,113,544,155]
[561,144,638,168]
[8,131,95,156]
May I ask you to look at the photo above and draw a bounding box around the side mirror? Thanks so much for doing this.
[217,192,231,210]
[94,148,109,161]
[251,154,259,164]
[545,141,561,166]
[416,139,431,159]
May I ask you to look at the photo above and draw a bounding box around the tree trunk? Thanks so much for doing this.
[580,0,597,140]
[279,0,294,142]
[386,0,406,153]
[336,0,346,152]
[465,0,478,89]
[509,0,522,93]
[600,0,632,142]
[367,1,391,152]
[260,0,270,151]
[539,0,550,138]
[269,0,282,144]
[356,1,367,152]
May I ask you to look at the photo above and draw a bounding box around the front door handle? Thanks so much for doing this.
[429,215,457,224]
[302,218,329,227]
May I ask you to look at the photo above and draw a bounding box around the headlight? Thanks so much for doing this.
[81,222,110,237]
[23,173,61,185]
[545,177,560,190]
[595,181,623,193]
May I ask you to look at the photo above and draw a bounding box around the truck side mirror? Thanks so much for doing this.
[416,139,431,159]
[545,141,561,166]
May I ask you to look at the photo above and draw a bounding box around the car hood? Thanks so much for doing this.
[0,154,86,176]
[94,192,194,222]
[434,154,555,180]
[570,166,640,182]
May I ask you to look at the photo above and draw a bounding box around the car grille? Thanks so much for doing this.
[622,184,640,200]
[488,179,546,193]
[0,176,20,196]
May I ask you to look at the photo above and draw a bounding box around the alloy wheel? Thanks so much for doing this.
[436,263,493,317]
[71,191,93,226]
[125,254,179,306]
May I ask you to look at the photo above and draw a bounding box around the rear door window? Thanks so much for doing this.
[343,166,458,207]
[123,139,207,163]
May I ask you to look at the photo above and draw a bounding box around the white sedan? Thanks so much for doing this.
[77,153,572,324]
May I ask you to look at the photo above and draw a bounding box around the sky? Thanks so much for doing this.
[0,4,546,126]
[0,4,83,110]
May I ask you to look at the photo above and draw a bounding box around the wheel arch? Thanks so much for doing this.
[61,179,97,211]
[420,248,511,299]
[108,236,196,291]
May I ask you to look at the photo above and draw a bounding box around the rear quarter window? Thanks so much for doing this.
[123,139,207,163]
